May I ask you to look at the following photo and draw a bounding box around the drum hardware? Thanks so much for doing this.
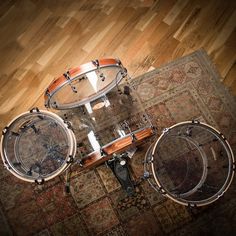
[63,71,78,94]
[144,121,235,206]
[2,57,234,208]
[0,108,77,183]
[100,148,108,157]
[64,166,72,194]
[107,153,135,196]
[131,133,137,142]
[92,60,106,82]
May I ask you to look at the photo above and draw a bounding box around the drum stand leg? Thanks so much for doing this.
[106,153,135,196]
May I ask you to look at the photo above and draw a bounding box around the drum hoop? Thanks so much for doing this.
[150,120,235,206]
[45,58,125,109]
[0,110,76,183]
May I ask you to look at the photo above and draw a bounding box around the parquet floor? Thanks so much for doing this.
[0,0,235,130]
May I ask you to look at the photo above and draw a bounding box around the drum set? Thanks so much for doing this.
[1,58,235,207]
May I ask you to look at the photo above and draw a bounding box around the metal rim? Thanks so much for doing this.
[149,121,235,206]
[44,58,127,109]
[0,109,77,183]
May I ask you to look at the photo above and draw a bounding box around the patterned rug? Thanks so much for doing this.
[0,49,236,236]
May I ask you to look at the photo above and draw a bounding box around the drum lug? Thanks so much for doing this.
[63,71,71,80]
[2,126,9,135]
[219,133,227,141]
[35,178,44,185]
[63,72,78,93]
[44,102,49,108]
[159,186,167,195]
[78,159,84,167]
[30,107,40,113]
[131,133,137,142]
[92,59,99,68]
[162,128,169,133]
[143,171,150,179]
[143,158,153,164]
[45,89,51,97]
[100,148,107,157]
[4,162,11,170]
[121,68,127,78]
[64,120,73,130]
[66,155,74,164]
[192,120,200,124]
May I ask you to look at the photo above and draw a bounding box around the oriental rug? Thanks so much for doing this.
[0,49,236,236]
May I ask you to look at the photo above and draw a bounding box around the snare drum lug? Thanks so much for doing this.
[2,126,9,135]
[100,148,107,157]
[30,107,40,113]
[131,133,137,142]
[78,159,84,167]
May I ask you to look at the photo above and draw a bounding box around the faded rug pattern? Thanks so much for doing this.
[0,49,236,236]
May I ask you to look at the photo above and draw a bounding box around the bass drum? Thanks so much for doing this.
[44,58,154,168]
[0,108,76,183]
[144,121,235,207]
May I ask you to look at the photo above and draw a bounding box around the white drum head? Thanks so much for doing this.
[1,108,76,183]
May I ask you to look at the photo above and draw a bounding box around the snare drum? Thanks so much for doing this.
[0,108,76,183]
[144,121,235,206]
[44,58,154,168]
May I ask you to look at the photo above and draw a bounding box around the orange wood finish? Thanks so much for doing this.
[45,58,120,97]
[81,127,154,169]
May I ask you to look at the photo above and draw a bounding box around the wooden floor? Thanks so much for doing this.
[0,0,235,130]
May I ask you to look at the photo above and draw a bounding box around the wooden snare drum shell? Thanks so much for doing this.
[81,127,154,169]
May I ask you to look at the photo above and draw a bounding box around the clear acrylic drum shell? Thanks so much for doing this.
[59,77,154,165]
[44,58,126,110]
[0,110,77,183]
[145,121,235,207]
